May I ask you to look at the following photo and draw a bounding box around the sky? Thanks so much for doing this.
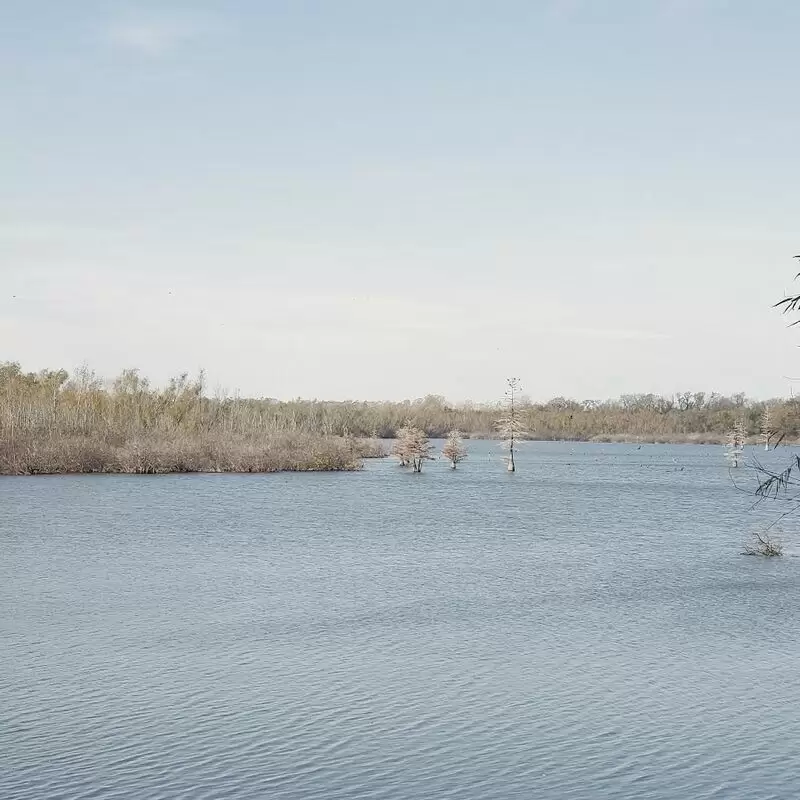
[3,0,800,402]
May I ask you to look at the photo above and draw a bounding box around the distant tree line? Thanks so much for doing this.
[2,363,796,455]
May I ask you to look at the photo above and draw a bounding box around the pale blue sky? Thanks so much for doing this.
[3,1,800,401]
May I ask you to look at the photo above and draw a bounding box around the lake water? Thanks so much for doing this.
[2,441,800,799]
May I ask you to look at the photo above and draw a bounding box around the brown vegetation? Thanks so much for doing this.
[100,388,794,444]
[3,361,798,477]
[0,363,366,475]
[1,432,363,475]
[355,436,388,459]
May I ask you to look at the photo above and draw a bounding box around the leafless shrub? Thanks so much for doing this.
[742,530,783,557]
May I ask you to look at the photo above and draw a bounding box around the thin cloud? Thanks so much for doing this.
[560,327,671,341]
[107,13,217,56]
[656,0,732,18]
[546,0,730,22]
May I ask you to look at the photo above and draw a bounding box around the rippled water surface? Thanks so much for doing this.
[3,442,800,799]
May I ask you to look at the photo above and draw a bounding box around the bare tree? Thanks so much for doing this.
[392,425,434,472]
[726,419,746,468]
[392,424,413,467]
[496,377,526,472]
[441,429,468,469]
[409,427,434,472]
[761,406,774,451]
[409,427,435,472]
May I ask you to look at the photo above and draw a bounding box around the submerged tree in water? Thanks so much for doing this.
[726,419,746,468]
[496,377,526,472]
[392,424,413,466]
[761,406,774,451]
[442,429,468,469]
[407,427,434,473]
[392,425,434,472]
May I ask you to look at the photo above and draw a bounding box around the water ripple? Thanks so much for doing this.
[2,443,800,799]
